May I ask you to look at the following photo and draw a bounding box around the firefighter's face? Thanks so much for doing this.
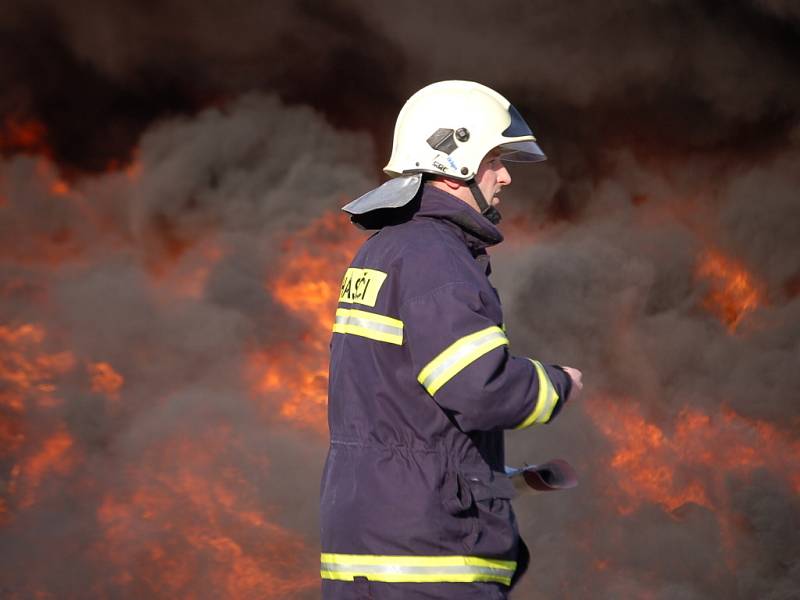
[429,149,512,213]
[473,151,511,210]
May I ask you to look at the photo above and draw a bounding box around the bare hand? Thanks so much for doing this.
[561,366,583,398]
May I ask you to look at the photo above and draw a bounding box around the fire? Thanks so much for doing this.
[1,159,94,266]
[124,158,143,181]
[0,116,50,156]
[249,345,330,433]
[148,238,226,300]
[590,400,710,514]
[593,559,610,572]
[272,211,359,333]
[696,250,764,332]
[50,179,71,196]
[0,324,76,410]
[88,361,124,401]
[94,426,317,598]
[1,131,348,593]
[249,211,363,433]
[0,324,81,517]
[10,428,76,509]
[588,399,800,516]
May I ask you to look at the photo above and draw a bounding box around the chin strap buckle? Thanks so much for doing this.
[482,205,501,224]
[467,179,502,225]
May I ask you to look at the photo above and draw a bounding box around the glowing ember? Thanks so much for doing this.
[696,250,764,332]
[250,211,363,433]
[125,158,143,181]
[50,179,70,196]
[0,117,50,156]
[593,559,610,572]
[88,362,124,401]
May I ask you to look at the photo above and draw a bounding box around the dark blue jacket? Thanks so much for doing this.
[320,185,572,599]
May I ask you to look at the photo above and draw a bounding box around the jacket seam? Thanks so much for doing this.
[329,438,443,454]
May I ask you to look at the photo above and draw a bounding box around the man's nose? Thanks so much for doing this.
[497,164,511,185]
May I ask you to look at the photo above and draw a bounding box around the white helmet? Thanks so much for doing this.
[384,80,545,180]
[343,80,545,225]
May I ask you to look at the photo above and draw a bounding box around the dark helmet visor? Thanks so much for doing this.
[500,104,546,162]
[502,104,535,136]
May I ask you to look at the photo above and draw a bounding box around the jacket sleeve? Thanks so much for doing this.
[400,280,572,432]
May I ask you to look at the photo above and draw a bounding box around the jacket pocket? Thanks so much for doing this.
[462,471,516,503]
[441,470,516,554]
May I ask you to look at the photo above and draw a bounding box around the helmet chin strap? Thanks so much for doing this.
[467,179,502,225]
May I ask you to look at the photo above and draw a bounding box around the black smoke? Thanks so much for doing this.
[1,1,798,599]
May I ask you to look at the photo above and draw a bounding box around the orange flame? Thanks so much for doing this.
[0,325,118,519]
[249,211,363,434]
[124,158,143,181]
[0,324,76,409]
[0,117,50,156]
[697,250,764,332]
[0,160,95,266]
[272,212,359,334]
[88,361,124,401]
[588,399,800,515]
[590,401,710,514]
[11,428,76,509]
[50,179,71,196]
[148,238,226,300]
[95,426,317,597]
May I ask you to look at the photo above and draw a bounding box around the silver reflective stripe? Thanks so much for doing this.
[320,562,513,577]
[332,308,404,345]
[419,328,507,393]
[334,314,403,338]
[321,553,516,585]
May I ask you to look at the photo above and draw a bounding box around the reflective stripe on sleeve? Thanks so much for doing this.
[320,553,516,585]
[514,359,560,429]
[417,326,508,396]
[332,308,404,345]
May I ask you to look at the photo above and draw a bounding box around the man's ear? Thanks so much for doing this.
[439,177,461,190]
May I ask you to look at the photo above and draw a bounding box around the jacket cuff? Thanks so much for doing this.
[547,365,572,399]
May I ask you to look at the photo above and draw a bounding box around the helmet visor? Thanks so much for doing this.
[499,104,546,162]
[499,140,546,162]
[502,104,535,137]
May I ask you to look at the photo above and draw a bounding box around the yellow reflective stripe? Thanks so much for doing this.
[332,308,404,345]
[417,326,508,396]
[515,359,560,429]
[320,553,516,586]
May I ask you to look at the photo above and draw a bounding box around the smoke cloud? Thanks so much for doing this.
[1,1,798,598]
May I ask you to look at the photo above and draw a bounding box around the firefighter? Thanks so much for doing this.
[320,80,583,599]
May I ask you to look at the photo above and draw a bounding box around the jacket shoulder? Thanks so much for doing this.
[357,219,476,301]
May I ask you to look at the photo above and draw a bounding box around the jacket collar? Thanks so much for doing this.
[414,185,504,251]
